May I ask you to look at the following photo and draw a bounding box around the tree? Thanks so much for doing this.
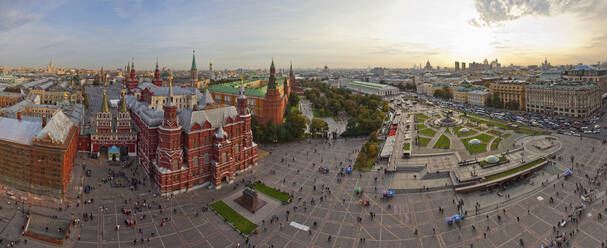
[284,110,307,140]
[288,93,300,108]
[310,118,329,136]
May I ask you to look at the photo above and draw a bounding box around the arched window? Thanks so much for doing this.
[193,156,198,167]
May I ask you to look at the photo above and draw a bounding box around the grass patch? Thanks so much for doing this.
[414,114,429,123]
[417,136,431,147]
[253,182,291,203]
[433,135,450,149]
[445,128,452,134]
[416,123,426,130]
[479,156,508,168]
[418,128,436,137]
[210,201,257,234]
[461,134,494,154]
[488,130,502,136]
[453,126,478,137]
[463,116,542,135]
[490,138,501,150]
[403,143,410,151]
[485,158,547,182]
[503,133,511,138]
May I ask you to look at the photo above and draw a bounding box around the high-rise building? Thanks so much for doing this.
[209,61,214,81]
[424,60,432,70]
[455,61,460,71]
[462,62,466,70]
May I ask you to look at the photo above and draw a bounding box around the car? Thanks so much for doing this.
[84,185,92,193]
[86,169,92,177]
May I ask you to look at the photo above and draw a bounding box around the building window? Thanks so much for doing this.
[172,160,178,170]
[221,152,226,163]
[225,96,231,102]
[193,156,198,167]
[204,153,209,165]
[216,95,221,101]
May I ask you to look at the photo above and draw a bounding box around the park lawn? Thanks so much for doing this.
[403,143,410,151]
[461,134,494,154]
[254,182,291,203]
[464,116,542,135]
[503,133,511,138]
[416,124,426,130]
[453,126,478,137]
[479,156,508,168]
[433,135,450,149]
[488,130,502,136]
[445,128,452,134]
[485,158,546,181]
[210,201,257,234]
[417,136,431,147]
[491,138,501,150]
[418,128,436,137]
[414,114,429,123]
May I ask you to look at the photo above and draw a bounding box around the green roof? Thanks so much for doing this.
[191,53,197,70]
[208,78,286,97]
[345,81,393,90]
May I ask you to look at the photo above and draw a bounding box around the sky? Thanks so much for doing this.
[1,0,607,70]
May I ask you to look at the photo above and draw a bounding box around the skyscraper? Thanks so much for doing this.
[462,62,466,70]
[455,61,460,71]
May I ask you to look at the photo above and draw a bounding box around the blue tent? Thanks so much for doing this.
[346,167,352,173]
[562,169,572,177]
[109,145,120,153]
[445,214,463,224]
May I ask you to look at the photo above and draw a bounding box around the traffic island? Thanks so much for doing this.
[23,213,72,245]
[210,201,258,235]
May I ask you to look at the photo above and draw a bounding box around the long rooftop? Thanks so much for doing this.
[208,78,286,97]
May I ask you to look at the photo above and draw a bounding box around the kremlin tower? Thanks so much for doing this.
[190,50,198,88]
[262,59,285,125]
[152,58,163,87]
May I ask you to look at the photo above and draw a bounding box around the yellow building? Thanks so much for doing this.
[208,79,287,118]
[28,89,83,105]
[489,80,526,109]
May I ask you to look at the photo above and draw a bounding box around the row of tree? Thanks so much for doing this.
[301,81,389,137]
[433,86,452,99]
[485,92,520,110]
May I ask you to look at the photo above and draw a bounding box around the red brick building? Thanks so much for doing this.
[262,59,286,125]
[0,111,78,199]
[127,80,257,194]
[0,92,24,108]
[88,89,137,159]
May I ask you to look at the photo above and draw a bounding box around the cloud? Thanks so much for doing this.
[0,4,40,32]
[469,0,604,27]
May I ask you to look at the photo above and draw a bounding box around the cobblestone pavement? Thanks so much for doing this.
[1,134,607,247]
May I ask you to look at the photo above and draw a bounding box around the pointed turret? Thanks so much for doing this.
[191,50,197,71]
[237,75,249,115]
[239,76,246,98]
[153,57,162,87]
[268,58,277,90]
[100,89,109,112]
[119,89,128,112]
[166,74,175,107]
[190,50,199,88]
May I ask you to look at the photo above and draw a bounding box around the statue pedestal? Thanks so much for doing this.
[234,187,266,213]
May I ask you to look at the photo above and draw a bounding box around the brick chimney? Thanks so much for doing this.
[42,115,47,127]
[17,112,21,121]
